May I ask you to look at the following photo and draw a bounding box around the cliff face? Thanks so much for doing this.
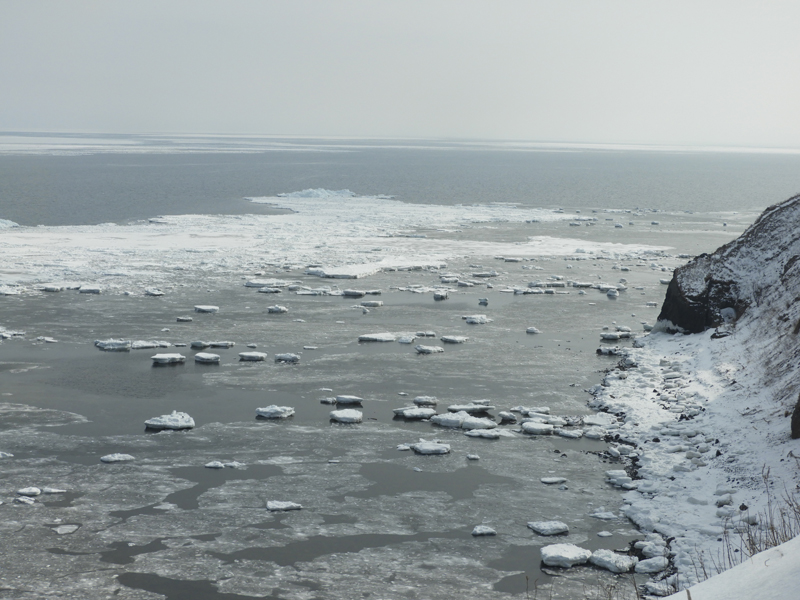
[658,194,800,334]
[657,194,800,436]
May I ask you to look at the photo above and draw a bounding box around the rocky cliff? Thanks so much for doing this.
[657,193,800,436]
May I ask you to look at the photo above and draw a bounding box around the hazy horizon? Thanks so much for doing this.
[2,1,800,148]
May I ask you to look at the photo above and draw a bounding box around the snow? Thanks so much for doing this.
[664,535,800,600]
[255,405,295,419]
[540,543,592,568]
[144,410,195,430]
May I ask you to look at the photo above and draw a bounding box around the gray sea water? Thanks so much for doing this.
[0,134,797,599]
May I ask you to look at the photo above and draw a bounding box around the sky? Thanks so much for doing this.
[2,0,800,147]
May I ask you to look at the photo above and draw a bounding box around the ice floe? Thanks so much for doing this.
[239,352,268,361]
[540,544,592,568]
[151,353,185,364]
[409,440,450,455]
[144,410,195,430]
[256,405,295,419]
[527,521,569,536]
[194,352,220,364]
[274,353,300,363]
[330,409,362,423]
[94,338,131,351]
[415,345,444,354]
[471,525,496,536]
[267,501,302,511]
[440,335,468,344]
[589,549,639,573]
[100,453,135,463]
[194,305,219,313]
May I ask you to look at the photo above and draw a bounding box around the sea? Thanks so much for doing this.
[1,133,799,599]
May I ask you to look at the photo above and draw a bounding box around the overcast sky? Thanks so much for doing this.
[2,1,799,147]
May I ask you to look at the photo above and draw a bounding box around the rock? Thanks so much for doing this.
[145,410,195,430]
[330,409,362,423]
[589,549,639,573]
[100,453,135,463]
[267,501,302,511]
[239,352,268,361]
[256,405,295,419]
[151,353,185,364]
[194,353,220,364]
[540,543,592,568]
[792,391,800,439]
[527,521,569,536]
[471,525,496,536]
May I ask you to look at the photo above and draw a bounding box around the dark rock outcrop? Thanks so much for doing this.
[657,194,800,333]
[792,393,800,440]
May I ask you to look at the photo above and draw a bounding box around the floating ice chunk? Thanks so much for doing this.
[541,477,567,484]
[460,416,497,430]
[79,286,101,294]
[634,556,669,573]
[409,440,450,455]
[209,341,235,348]
[464,429,501,439]
[584,413,616,427]
[415,345,444,354]
[267,305,289,314]
[526,327,541,334]
[397,335,417,344]
[472,270,498,278]
[205,461,225,469]
[94,339,131,351]
[144,288,164,296]
[239,352,268,361]
[471,525,497,536]
[131,340,170,349]
[42,285,64,292]
[541,544,592,568]
[194,305,219,313]
[54,524,80,535]
[601,332,621,340]
[245,279,291,288]
[330,409,362,423]
[394,407,436,420]
[335,395,363,405]
[41,487,66,494]
[361,300,383,308]
[343,289,366,298]
[36,336,58,343]
[17,487,41,497]
[15,496,35,505]
[359,332,396,342]
[583,428,606,439]
[659,278,670,284]
[498,411,517,423]
[467,454,480,460]
[256,405,295,419]
[194,353,220,364]
[431,411,469,428]
[522,422,554,435]
[100,453,135,463]
[414,396,438,406]
[274,353,300,364]
[190,341,210,349]
[145,410,195,430]
[555,428,583,439]
[448,403,495,414]
[151,353,185,364]
[590,549,639,573]
[464,314,492,324]
[590,511,618,520]
[597,531,613,537]
[267,501,302,511]
[433,290,449,301]
[527,521,569,536]
[0,451,14,458]
[441,335,468,344]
